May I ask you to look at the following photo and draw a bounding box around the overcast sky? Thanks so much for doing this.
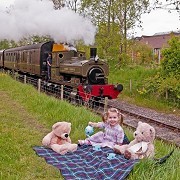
[0,0,180,37]
[134,8,180,36]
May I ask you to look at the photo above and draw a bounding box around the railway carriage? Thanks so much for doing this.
[3,42,52,75]
[1,41,123,103]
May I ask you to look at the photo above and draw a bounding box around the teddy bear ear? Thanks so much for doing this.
[52,122,62,130]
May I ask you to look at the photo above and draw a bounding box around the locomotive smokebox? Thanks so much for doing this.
[90,48,97,60]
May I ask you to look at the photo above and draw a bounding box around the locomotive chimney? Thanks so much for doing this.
[90,48,97,60]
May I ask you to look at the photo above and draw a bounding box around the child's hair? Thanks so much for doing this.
[102,107,123,125]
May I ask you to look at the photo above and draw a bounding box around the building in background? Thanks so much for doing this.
[135,31,180,64]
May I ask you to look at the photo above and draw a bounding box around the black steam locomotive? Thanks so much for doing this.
[0,41,123,103]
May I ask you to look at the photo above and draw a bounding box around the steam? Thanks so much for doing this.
[0,0,96,45]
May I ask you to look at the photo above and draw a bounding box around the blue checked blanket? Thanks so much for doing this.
[33,144,139,180]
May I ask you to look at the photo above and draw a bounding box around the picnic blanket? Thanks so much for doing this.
[33,144,139,180]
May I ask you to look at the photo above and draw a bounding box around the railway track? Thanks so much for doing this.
[15,74,180,148]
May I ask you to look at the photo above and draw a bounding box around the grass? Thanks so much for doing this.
[109,65,180,115]
[0,73,179,179]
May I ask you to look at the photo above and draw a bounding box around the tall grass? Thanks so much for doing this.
[0,73,179,179]
[109,65,180,114]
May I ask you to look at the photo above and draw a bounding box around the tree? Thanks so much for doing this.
[0,40,10,49]
[152,0,180,12]
[51,0,65,9]
[112,0,149,54]
[129,40,153,65]
[79,0,150,59]
[0,40,17,49]
[142,36,180,106]
[161,36,180,78]
[51,0,79,12]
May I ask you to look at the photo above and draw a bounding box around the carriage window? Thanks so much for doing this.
[59,53,63,59]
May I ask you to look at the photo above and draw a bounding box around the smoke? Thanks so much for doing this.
[0,0,96,45]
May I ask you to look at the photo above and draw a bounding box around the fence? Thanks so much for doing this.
[2,70,111,113]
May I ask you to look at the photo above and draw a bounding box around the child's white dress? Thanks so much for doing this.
[86,122,124,148]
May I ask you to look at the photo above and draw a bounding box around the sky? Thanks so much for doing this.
[0,0,180,42]
[134,8,180,36]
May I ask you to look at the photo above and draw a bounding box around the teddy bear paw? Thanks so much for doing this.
[70,144,78,152]
[60,149,68,155]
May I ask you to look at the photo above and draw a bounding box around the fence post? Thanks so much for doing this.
[165,89,168,100]
[129,79,132,92]
[24,75,26,84]
[104,97,108,112]
[14,72,17,80]
[38,79,41,93]
[61,85,64,100]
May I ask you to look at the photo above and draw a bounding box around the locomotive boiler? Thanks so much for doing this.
[0,41,123,103]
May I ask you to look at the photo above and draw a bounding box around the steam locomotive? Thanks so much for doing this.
[0,41,123,103]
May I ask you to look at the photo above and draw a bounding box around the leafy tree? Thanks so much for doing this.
[129,39,153,65]
[161,36,180,78]
[79,0,150,64]
[0,39,17,49]
[0,40,10,49]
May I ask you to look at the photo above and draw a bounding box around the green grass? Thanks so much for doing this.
[0,73,179,179]
[109,65,180,115]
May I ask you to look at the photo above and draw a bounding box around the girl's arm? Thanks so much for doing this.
[89,121,104,128]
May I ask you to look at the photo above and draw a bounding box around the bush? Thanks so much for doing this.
[161,36,180,78]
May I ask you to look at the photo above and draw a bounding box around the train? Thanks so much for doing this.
[0,41,123,103]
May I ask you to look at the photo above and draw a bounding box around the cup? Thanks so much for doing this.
[107,153,116,160]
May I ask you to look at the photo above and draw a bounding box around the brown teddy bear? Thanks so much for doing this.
[114,121,155,160]
[42,121,78,155]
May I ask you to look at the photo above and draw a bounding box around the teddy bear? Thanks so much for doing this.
[42,121,78,155]
[114,121,155,160]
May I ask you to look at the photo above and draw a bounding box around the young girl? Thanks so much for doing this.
[78,108,124,149]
